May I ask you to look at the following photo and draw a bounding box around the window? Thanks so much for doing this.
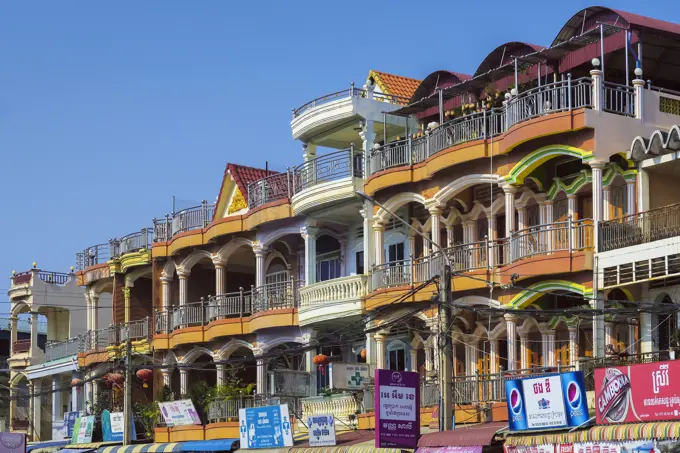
[356,251,364,275]
[316,251,341,282]
[387,243,405,264]
[388,349,406,371]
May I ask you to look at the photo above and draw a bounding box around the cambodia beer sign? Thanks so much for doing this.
[595,360,680,424]
[375,369,420,448]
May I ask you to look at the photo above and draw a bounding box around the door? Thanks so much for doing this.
[387,340,409,371]
[580,197,594,247]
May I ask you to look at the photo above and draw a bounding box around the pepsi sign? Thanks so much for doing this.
[505,371,589,431]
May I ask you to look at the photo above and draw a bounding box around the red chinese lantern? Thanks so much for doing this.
[108,372,124,391]
[313,354,329,366]
[136,369,153,388]
[360,349,367,360]
[71,378,82,392]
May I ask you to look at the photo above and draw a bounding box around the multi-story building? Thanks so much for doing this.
[7,264,96,441]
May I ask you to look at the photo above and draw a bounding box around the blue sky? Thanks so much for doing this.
[0,1,676,306]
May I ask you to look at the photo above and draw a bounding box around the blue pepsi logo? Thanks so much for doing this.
[567,381,581,409]
[510,388,522,414]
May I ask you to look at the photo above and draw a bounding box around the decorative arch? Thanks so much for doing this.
[11,301,29,317]
[316,228,345,243]
[549,315,580,330]
[163,351,178,365]
[178,346,214,365]
[504,145,594,186]
[410,70,471,103]
[603,163,637,185]
[629,125,680,162]
[518,316,544,334]
[508,279,593,309]
[9,372,27,387]
[490,196,505,216]
[489,322,506,339]
[162,260,176,279]
[433,174,500,206]
[606,287,635,304]
[125,267,151,287]
[375,193,426,224]
[547,170,592,200]
[515,188,545,208]
[464,201,488,221]
[265,251,289,274]
[456,295,501,308]
[453,315,471,331]
[255,336,308,355]
[411,334,425,350]
[214,237,254,265]
[214,339,254,361]
[443,206,464,226]
[90,278,113,296]
[259,223,306,248]
[177,250,213,274]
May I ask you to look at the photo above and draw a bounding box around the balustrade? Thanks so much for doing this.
[599,203,680,252]
[152,201,216,242]
[301,393,361,422]
[299,275,366,308]
[293,148,362,194]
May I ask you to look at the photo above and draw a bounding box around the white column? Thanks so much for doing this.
[633,76,645,120]
[591,292,606,358]
[431,325,440,372]
[10,316,17,355]
[446,225,454,248]
[429,205,443,247]
[488,214,497,267]
[465,341,479,375]
[216,363,226,386]
[422,235,430,258]
[591,161,605,224]
[626,180,636,215]
[408,234,416,259]
[71,372,82,412]
[365,327,376,368]
[92,379,99,407]
[360,204,375,273]
[178,272,189,306]
[179,368,189,395]
[374,223,385,266]
[256,358,267,394]
[162,370,171,389]
[505,315,517,370]
[304,349,317,396]
[640,312,653,354]
[253,243,267,287]
[544,200,554,252]
[490,339,499,374]
[504,186,517,238]
[638,170,649,213]
[568,195,578,246]
[520,334,528,369]
[29,312,39,358]
[538,202,546,225]
[591,68,603,111]
[161,276,172,310]
[361,118,375,176]
[605,322,616,353]
[543,330,556,367]
[91,294,99,333]
[32,380,41,441]
[603,186,612,221]
[517,208,527,231]
[84,378,93,411]
[568,328,579,366]
[339,238,348,276]
[462,221,475,243]
[410,349,418,373]
[375,333,387,369]
[214,263,226,296]
[424,347,433,373]
[85,292,92,332]
[303,143,317,162]
[301,226,318,284]
[52,375,62,424]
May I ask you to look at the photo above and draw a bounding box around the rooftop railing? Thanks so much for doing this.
[11,269,72,286]
[371,218,593,291]
[293,147,363,194]
[369,77,601,175]
[76,243,110,271]
[292,83,410,119]
[247,172,291,211]
[155,279,301,333]
[153,201,216,242]
[599,203,680,252]
[110,228,152,257]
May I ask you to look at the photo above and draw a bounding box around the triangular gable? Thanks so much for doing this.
[214,163,279,220]
[367,70,422,100]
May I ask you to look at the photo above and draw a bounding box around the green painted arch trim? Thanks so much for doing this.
[508,279,594,309]
[549,315,581,329]
[547,171,592,200]
[603,163,637,185]
[504,145,594,185]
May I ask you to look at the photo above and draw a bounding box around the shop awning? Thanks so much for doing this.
[505,422,680,446]
[417,447,483,453]
[64,443,121,453]
[27,441,69,453]
[418,423,507,448]
[178,440,239,452]
[98,440,239,453]
[98,444,179,453]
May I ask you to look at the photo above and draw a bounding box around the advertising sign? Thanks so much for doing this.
[0,432,26,453]
[71,416,95,443]
[573,440,676,453]
[595,360,680,424]
[307,414,336,447]
[505,371,589,431]
[505,445,555,453]
[101,410,135,441]
[375,369,420,449]
[158,399,202,427]
[65,411,80,437]
[238,404,294,449]
[329,363,370,390]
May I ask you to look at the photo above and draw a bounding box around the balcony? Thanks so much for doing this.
[291,84,409,143]
[371,219,593,291]
[153,201,216,243]
[600,203,680,252]
[13,339,30,353]
[247,172,292,211]
[77,228,152,270]
[11,269,73,288]
[299,275,367,326]
[291,148,364,214]
[155,280,301,333]
[45,337,82,362]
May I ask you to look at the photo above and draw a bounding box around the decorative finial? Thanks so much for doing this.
[32,262,37,268]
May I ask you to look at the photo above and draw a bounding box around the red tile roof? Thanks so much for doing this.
[369,70,422,100]
[227,163,279,197]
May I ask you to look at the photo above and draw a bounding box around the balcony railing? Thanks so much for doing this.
[369,77,600,175]
[292,83,410,119]
[156,281,299,333]
[11,269,72,286]
[602,81,635,117]
[599,203,680,252]
[247,172,291,211]
[110,228,152,257]
[45,336,82,362]
[293,148,363,194]
[76,244,110,270]
[119,318,151,343]
[152,201,216,242]
[207,396,254,423]
[13,340,30,353]
[299,275,367,309]
[371,219,593,291]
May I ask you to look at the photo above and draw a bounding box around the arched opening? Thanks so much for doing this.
[187,256,217,302]
[608,175,628,219]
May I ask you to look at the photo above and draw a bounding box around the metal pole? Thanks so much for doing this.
[439,263,454,431]
[439,89,444,125]
[538,62,541,88]
[123,339,133,445]
[600,24,605,81]
[514,58,518,91]
[638,40,643,71]
[625,31,630,87]
[383,112,387,145]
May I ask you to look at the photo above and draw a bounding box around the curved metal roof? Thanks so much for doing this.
[409,70,472,104]
[474,42,545,77]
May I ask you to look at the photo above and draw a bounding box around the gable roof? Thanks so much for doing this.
[213,163,279,220]
[368,70,422,99]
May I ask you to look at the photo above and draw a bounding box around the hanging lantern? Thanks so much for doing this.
[71,378,82,391]
[360,349,367,360]
[136,369,153,388]
[108,372,124,390]
[313,354,329,366]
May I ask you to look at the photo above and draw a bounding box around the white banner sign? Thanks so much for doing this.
[521,375,567,429]
[158,399,202,427]
[307,414,336,447]
[329,363,370,390]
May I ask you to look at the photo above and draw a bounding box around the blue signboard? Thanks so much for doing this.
[101,410,136,442]
[505,371,589,432]
[65,412,80,437]
[238,404,294,449]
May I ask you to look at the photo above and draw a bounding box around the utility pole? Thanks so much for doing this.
[123,339,133,445]
[439,264,453,431]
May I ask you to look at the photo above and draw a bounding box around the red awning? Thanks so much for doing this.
[417,423,507,447]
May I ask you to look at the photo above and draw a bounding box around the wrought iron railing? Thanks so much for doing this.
[76,243,110,270]
[119,318,151,342]
[45,336,83,362]
[246,172,291,210]
[111,228,152,257]
[603,81,635,117]
[293,84,364,118]
[293,148,363,194]
[599,203,680,252]
[369,78,595,175]
[371,219,594,291]
[207,396,254,422]
[152,201,216,242]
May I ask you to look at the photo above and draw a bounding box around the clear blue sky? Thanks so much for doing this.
[0,1,676,304]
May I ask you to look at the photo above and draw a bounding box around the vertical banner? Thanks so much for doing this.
[375,369,420,449]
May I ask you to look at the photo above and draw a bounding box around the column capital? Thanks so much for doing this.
[504,313,520,323]
[589,68,603,78]
[300,225,319,240]
[160,276,173,283]
[212,261,226,269]
[632,78,646,88]
[589,160,607,170]
[373,222,386,232]
[252,241,268,257]
[374,332,388,342]
[501,184,519,194]
[9,316,18,322]
[177,270,191,279]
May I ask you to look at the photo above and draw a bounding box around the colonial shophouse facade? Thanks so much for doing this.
[10,5,680,442]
